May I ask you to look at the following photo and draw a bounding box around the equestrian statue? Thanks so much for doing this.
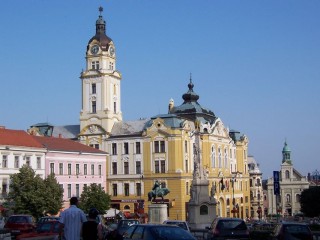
[148,180,170,202]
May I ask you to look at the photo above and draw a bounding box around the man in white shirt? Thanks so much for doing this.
[60,197,87,240]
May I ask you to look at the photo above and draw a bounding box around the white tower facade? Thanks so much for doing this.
[79,7,122,149]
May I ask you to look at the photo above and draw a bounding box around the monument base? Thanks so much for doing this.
[148,204,168,224]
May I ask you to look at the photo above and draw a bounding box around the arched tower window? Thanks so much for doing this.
[211,146,216,168]
[285,170,290,179]
[218,148,222,168]
[224,148,228,168]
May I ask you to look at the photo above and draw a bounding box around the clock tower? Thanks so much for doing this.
[79,7,122,149]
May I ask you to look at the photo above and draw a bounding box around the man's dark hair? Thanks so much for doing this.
[70,197,78,205]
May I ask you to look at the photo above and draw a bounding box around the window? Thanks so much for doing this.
[224,149,228,167]
[154,140,165,153]
[185,159,189,173]
[230,149,232,158]
[154,160,165,173]
[67,184,71,198]
[136,161,141,174]
[124,162,129,174]
[113,84,116,95]
[76,184,80,198]
[90,144,99,149]
[92,101,96,113]
[76,164,80,175]
[67,164,71,175]
[92,61,99,70]
[185,140,188,153]
[112,162,117,175]
[37,157,41,169]
[14,156,19,168]
[161,182,166,188]
[91,164,94,175]
[92,83,96,94]
[84,164,87,175]
[136,183,141,196]
[286,194,291,203]
[114,102,117,113]
[161,160,165,173]
[218,148,222,168]
[50,163,54,174]
[109,62,114,70]
[59,163,63,175]
[26,156,30,166]
[285,170,290,179]
[112,184,117,196]
[186,182,189,195]
[112,143,117,155]
[211,146,216,168]
[136,142,141,154]
[98,165,102,176]
[124,142,129,154]
[2,182,7,195]
[200,205,208,215]
[155,161,159,173]
[124,183,129,196]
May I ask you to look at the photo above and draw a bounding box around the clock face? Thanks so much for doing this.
[91,45,99,55]
[109,46,115,56]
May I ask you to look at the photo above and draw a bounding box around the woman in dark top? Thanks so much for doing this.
[82,208,103,240]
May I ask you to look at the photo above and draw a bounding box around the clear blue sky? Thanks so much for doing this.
[1,1,319,178]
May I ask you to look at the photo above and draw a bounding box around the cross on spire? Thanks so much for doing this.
[99,6,103,16]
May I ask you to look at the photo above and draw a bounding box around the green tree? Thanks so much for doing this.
[6,165,63,219]
[300,186,320,217]
[43,173,64,215]
[79,183,110,214]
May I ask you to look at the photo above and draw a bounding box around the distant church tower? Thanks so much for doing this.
[79,7,122,149]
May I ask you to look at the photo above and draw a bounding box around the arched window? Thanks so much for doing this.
[285,170,290,179]
[200,205,208,215]
[227,198,230,205]
[286,194,291,203]
[218,148,222,168]
[224,148,228,168]
[211,146,216,168]
[124,205,130,210]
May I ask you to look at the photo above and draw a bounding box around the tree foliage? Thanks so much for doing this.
[300,186,320,217]
[79,183,110,214]
[6,165,63,220]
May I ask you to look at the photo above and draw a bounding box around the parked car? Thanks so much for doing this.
[123,224,196,240]
[163,220,191,232]
[16,220,62,240]
[4,215,36,238]
[269,222,313,240]
[116,219,139,235]
[36,216,60,227]
[206,217,250,240]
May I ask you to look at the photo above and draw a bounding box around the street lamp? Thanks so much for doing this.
[231,175,237,217]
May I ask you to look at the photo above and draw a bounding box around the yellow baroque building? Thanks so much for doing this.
[78,8,251,221]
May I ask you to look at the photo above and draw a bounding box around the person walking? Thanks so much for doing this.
[59,197,87,240]
[82,208,103,240]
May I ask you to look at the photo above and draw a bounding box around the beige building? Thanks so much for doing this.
[267,141,309,217]
[77,8,251,221]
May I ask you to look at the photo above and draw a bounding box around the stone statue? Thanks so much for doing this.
[210,183,216,197]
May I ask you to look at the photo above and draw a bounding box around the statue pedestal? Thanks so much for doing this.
[148,204,168,224]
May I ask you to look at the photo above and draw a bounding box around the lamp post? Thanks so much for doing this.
[231,176,237,217]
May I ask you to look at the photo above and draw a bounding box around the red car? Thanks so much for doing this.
[4,215,36,237]
[16,220,62,240]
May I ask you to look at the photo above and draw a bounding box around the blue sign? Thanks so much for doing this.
[273,171,280,195]
[273,171,280,182]
[274,181,280,195]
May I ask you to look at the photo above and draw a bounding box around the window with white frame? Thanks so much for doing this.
[224,148,228,168]
[136,161,141,174]
[14,156,19,168]
[124,162,129,174]
[112,143,117,155]
[185,140,188,153]
[76,184,80,198]
[50,163,54,174]
[26,156,30,166]
[92,83,96,94]
[76,164,80,175]
[112,162,117,175]
[186,182,189,195]
[68,164,71,175]
[155,159,165,173]
[124,142,129,154]
[185,159,189,173]
[218,148,222,168]
[124,183,129,196]
[59,163,63,175]
[2,155,8,168]
[211,146,216,168]
[98,165,102,176]
[112,184,117,196]
[84,164,87,175]
[92,101,96,113]
[92,61,99,70]
[154,140,165,153]
[136,183,142,196]
[67,184,71,198]
[37,157,41,169]
[135,142,141,154]
[91,164,94,175]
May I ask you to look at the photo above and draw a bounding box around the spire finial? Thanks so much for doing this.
[99,6,103,16]
[190,73,192,83]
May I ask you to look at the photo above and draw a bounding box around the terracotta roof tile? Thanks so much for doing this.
[0,128,44,148]
[32,136,107,154]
